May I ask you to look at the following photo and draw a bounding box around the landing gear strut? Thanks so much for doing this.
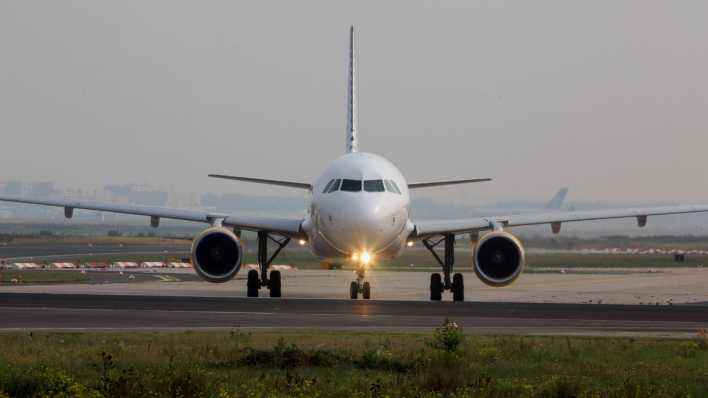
[422,234,464,301]
[246,231,290,298]
[349,265,371,300]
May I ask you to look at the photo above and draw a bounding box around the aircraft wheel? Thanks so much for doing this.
[452,273,464,302]
[362,282,371,300]
[430,273,443,301]
[269,270,281,298]
[350,281,359,299]
[247,270,259,297]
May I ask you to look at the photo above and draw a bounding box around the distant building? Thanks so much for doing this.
[4,181,22,195]
[105,184,168,206]
[30,182,54,197]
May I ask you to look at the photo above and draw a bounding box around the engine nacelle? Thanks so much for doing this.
[191,227,242,283]
[473,231,525,287]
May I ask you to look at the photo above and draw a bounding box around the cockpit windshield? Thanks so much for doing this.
[364,180,385,192]
[323,178,402,194]
[340,179,362,192]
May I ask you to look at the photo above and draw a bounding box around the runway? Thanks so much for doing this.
[1,293,706,336]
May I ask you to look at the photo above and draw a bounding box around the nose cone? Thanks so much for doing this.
[322,197,402,254]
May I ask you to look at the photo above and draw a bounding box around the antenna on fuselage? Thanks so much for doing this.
[346,25,358,153]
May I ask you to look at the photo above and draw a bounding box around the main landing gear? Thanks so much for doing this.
[349,265,371,300]
[422,234,464,302]
[246,231,290,298]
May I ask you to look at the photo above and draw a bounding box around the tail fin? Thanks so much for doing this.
[346,26,358,153]
[545,187,569,210]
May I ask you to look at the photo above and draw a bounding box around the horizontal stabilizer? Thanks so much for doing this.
[408,178,492,189]
[208,174,312,190]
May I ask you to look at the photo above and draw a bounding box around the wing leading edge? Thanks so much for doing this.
[408,178,492,189]
[208,174,312,190]
[412,205,708,238]
[0,194,304,237]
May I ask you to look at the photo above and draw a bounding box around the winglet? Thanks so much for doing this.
[545,187,568,210]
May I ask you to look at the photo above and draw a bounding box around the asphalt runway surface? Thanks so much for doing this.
[1,293,707,336]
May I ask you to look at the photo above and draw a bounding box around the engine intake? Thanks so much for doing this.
[191,227,242,283]
[473,231,525,287]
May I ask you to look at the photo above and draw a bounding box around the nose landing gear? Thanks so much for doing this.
[423,234,464,302]
[246,231,290,298]
[349,266,371,299]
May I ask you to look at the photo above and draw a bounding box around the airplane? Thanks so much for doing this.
[2,27,708,301]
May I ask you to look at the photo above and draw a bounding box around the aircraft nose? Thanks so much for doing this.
[332,200,401,252]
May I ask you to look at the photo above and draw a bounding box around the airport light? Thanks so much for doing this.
[351,252,359,261]
[361,251,371,264]
[298,239,307,246]
[406,241,414,247]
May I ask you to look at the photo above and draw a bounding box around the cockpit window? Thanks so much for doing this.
[327,179,341,193]
[391,181,402,194]
[385,179,402,194]
[364,179,385,192]
[384,180,395,193]
[340,179,362,192]
[322,180,335,194]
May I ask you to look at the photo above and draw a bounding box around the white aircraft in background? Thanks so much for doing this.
[3,27,708,301]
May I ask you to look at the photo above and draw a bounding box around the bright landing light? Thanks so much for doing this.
[298,239,307,246]
[351,251,372,264]
[361,251,372,264]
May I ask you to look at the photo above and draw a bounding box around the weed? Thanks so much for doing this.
[427,319,464,353]
[697,329,708,350]
[677,341,700,358]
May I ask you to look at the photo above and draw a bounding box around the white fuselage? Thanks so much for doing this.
[303,152,413,262]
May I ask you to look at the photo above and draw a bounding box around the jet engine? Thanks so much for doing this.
[191,227,243,283]
[473,231,525,287]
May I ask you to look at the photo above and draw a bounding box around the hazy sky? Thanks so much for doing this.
[1,1,707,205]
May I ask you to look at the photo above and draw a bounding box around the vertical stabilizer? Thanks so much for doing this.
[346,26,358,153]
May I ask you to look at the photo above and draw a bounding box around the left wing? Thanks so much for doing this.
[412,205,708,237]
[208,174,312,190]
[0,194,304,237]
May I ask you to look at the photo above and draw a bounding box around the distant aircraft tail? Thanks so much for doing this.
[545,187,569,210]
[346,26,358,153]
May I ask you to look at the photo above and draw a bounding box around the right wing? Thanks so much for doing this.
[408,178,492,189]
[0,194,305,237]
[208,174,312,190]
[412,205,708,238]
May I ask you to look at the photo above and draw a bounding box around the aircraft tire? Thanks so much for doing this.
[269,270,281,298]
[362,282,371,299]
[350,281,359,299]
[247,270,259,297]
[430,273,443,301]
[452,273,464,302]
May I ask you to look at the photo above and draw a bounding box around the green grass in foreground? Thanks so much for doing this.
[1,324,708,397]
[0,270,89,285]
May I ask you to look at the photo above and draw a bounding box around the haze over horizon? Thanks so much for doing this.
[2,1,707,206]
